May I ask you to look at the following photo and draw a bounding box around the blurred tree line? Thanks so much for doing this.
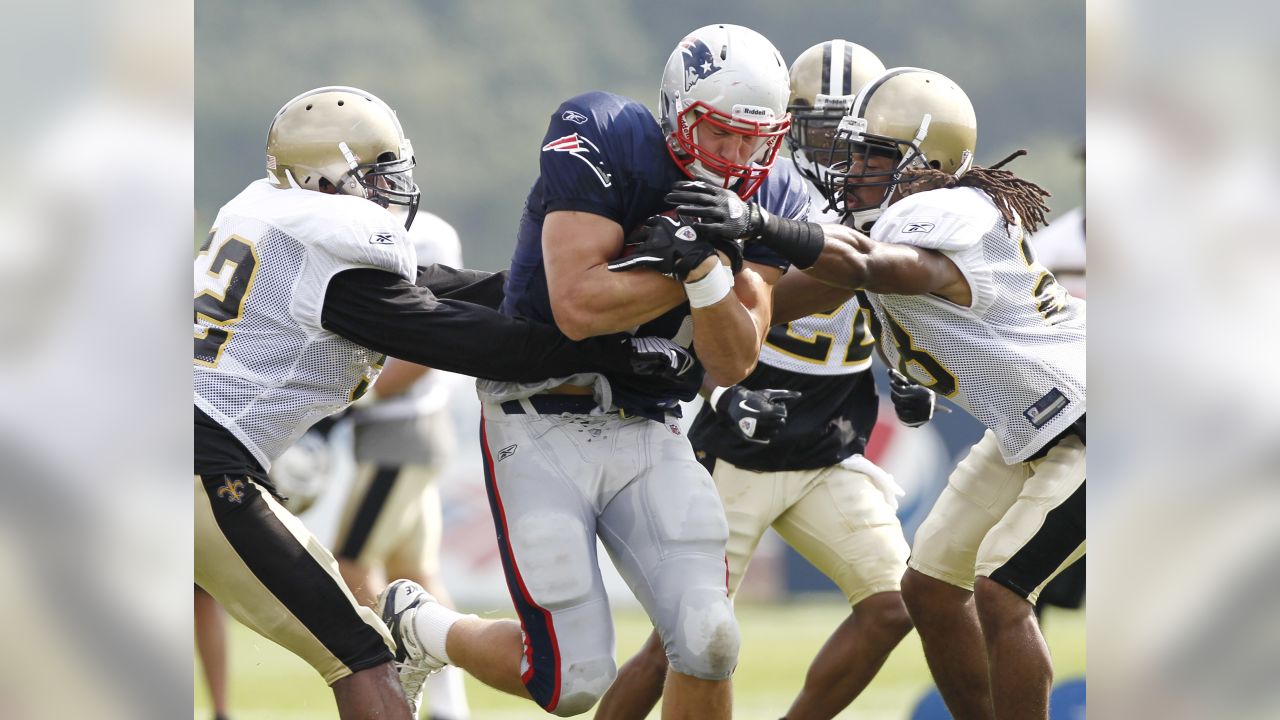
[197,0,1082,270]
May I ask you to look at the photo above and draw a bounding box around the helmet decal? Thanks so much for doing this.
[680,38,723,92]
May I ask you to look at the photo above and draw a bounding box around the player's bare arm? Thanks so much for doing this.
[687,257,781,386]
[543,210,688,339]
[766,223,971,322]
[769,266,857,326]
[808,223,970,302]
[371,358,430,399]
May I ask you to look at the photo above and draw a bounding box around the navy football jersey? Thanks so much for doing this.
[502,91,810,412]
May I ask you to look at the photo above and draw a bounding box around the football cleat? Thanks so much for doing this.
[377,579,447,715]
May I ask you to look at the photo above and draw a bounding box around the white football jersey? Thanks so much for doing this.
[865,187,1086,462]
[194,179,417,470]
[758,158,875,376]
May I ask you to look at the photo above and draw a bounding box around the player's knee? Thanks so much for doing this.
[856,591,913,640]
[637,632,670,676]
[665,587,739,680]
[547,656,617,717]
[900,567,941,616]
[973,576,1033,632]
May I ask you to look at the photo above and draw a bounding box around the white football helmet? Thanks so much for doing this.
[659,24,791,199]
[785,40,886,194]
[266,86,420,228]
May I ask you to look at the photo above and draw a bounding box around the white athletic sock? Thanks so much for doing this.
[411,602,471,665]
[425,665,471,720]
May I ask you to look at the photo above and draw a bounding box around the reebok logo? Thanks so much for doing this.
[498,444,518,461]
[902,222,935,234]
[369,232,395,245]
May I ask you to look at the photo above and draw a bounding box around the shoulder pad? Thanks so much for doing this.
[871,186,999,252]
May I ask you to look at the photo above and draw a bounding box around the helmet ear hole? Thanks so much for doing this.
[317,177,333,192]
[929,159,942,169]
[376,151,397,163]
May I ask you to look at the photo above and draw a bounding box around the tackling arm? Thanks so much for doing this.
[801,223,972,305]
[768,220,958,324]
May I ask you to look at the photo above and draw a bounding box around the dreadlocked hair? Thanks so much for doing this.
[898,149,1052,233]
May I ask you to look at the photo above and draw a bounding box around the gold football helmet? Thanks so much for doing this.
[266,86,420,228]
[826,68,977,230]
[785,40,885,192]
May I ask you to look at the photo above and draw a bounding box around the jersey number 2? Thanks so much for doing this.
[194,232,259,367]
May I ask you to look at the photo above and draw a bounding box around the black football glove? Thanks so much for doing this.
[624,336,696,379]
[665,180,766,241]
[607,215,718,281]
[889,368,937,427]
[707,236,745,274]
[712,385,803,444]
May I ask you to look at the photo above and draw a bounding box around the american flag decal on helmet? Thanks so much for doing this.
[541,133,613,188]
[266,154,277,170]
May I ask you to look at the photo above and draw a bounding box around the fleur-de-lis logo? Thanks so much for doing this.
[216,478,246,504]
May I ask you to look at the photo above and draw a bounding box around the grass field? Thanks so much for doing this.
[194,600,1084,719]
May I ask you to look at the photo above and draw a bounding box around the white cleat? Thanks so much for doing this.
[377,579,448,715]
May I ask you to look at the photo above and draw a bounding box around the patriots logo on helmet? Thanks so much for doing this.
[542,133,613,187]
[680,38,722,92]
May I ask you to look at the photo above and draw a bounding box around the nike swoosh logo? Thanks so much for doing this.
[738,399,756,413]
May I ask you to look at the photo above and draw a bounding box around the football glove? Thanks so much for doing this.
[624,336,696,379]
[607,215,720,281]
[711,385,803,444]
[889,368,937,427]
[665,180,765,241]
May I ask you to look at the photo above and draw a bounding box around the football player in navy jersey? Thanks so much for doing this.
[597,41,931,720]
[380,24,812,720]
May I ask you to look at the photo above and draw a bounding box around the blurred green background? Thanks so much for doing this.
[197,0,1083,271]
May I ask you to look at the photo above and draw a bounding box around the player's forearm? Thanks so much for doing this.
[692,302,760,386]
[798,224,875,290]
[550,266,686,339]
[770,266,859,325]
[686,261,765,386]
[805,224,965,297]
[371,358,430,399]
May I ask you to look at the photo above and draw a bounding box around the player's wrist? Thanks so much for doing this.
[745,203,767,238]
[755,211,825,269]
[708,385,730,412]
[682,254,721,282]
[684,262,733,308]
